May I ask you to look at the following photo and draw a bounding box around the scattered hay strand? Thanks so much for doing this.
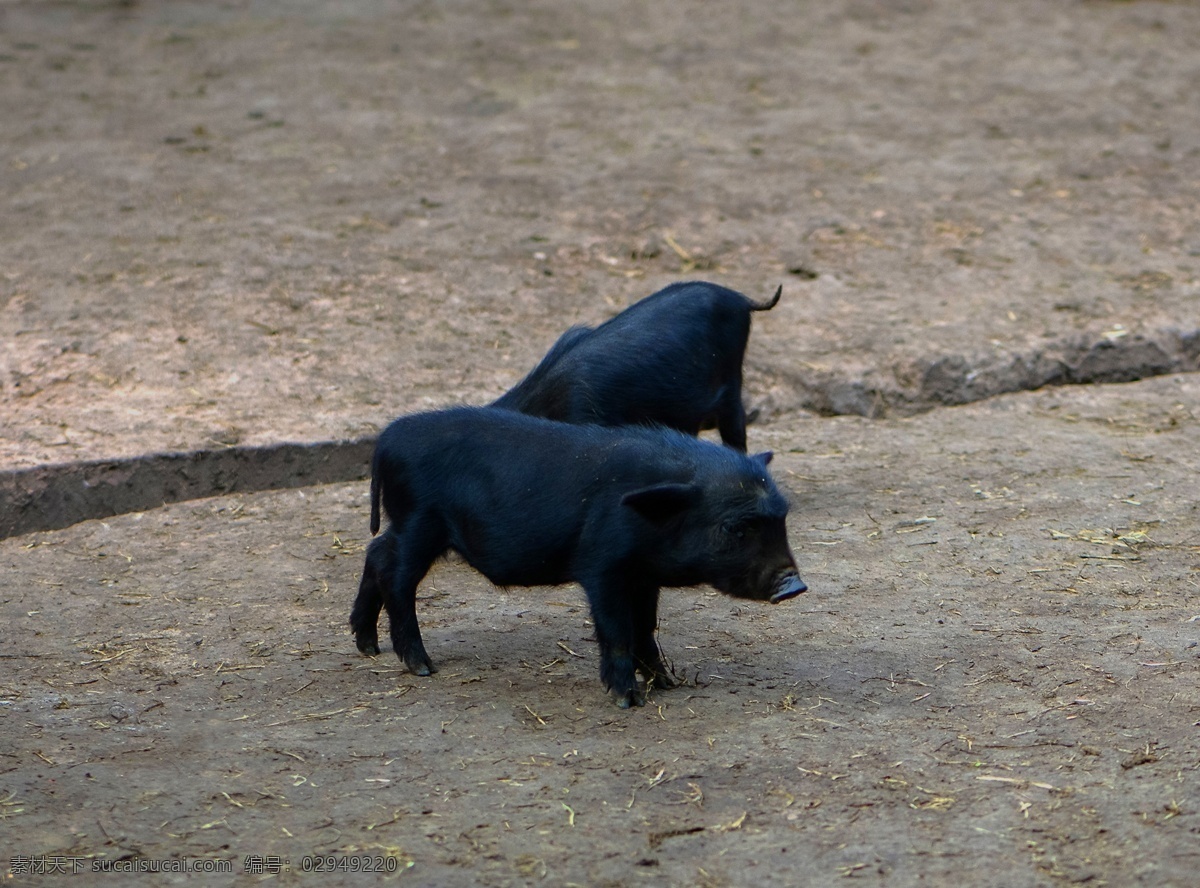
[265,704,368,727]
[976,775,1057,791]
[0,791,25,820]
[556,641,585,658]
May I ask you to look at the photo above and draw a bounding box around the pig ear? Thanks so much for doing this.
[751,451,773,467]
[621,483,702,524]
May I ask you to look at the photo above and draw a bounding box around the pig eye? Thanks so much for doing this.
[720,520,758,540]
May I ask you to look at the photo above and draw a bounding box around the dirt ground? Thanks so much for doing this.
[4,377,1199,886]
[3,0,1199,469]
[2,0,1199,885]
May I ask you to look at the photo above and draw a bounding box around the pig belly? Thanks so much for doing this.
[445,520,579,589]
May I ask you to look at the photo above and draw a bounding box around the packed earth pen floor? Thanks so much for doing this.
[2,1,1199,886]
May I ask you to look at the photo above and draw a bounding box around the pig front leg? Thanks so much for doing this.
[582,578,644,708]
[631,587,675,691]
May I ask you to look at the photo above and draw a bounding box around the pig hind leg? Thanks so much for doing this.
[349,534,390,655]
[380,517,447,676]
[715,386,749,451]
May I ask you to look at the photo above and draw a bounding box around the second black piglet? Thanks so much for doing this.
[351,406,806,708]
[492,280,782,451]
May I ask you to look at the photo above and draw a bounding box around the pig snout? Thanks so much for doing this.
[770,570,807,603]
[720,563,807,603]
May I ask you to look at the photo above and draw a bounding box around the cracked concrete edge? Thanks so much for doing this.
[2,326,1197,540]
[756,326,1200,419]
[0,438,375,541]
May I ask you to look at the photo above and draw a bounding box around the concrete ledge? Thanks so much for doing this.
[3,330,1197,540]
[0,438,374,540]
[757,328,1200,419]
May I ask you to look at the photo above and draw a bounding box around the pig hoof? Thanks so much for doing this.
[615,688,646,709]
[639,667,675,690]
[355,636,381,656]
[403,653,437,676]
